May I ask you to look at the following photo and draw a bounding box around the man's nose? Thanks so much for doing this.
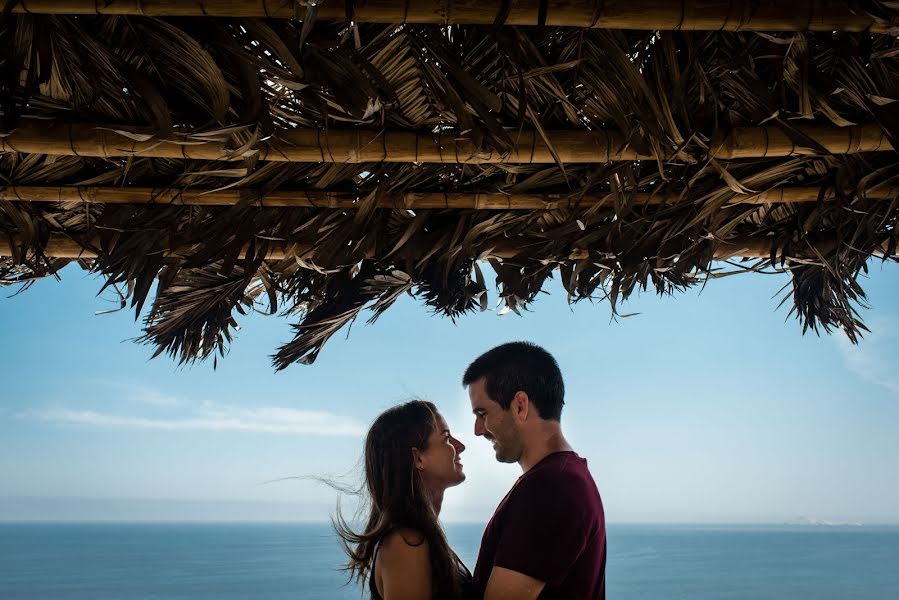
[474,420,485,437]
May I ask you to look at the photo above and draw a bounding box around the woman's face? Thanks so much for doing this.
[417,412,466,490]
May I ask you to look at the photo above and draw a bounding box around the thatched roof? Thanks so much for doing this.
[1,1,898,368]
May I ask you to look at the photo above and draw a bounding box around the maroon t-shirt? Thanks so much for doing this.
[473,451,606,599]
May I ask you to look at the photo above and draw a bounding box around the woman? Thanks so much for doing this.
[335,400,476,599]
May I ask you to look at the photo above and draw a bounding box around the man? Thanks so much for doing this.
[464,342,606,599]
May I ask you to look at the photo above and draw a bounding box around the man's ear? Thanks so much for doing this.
[512,391,530,422]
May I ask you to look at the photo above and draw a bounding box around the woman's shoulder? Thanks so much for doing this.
[378,527,429,559]
[375,527,432,597]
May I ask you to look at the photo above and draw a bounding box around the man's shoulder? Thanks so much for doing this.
[519,452,597,488]
[512,454,602,513]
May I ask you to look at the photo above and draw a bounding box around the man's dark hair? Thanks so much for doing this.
[462,341,565,421]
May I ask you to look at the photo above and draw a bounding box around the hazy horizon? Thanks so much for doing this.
[3,495,898,525]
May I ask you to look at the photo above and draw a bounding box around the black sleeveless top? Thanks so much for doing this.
[368,542,478,600]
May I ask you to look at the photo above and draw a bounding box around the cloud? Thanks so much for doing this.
[22,403,366,437]
[87,378,182,407]
[836,318,899,394]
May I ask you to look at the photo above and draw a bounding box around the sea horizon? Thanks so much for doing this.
[3,521,898,599]
[4,515,898,525]
[2,494,896,526]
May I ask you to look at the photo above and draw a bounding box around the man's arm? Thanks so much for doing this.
[484,566,546,600]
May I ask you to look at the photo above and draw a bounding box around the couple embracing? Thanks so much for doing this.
[336,342,606,600]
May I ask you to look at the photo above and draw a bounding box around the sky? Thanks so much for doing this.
[1,260,898,524]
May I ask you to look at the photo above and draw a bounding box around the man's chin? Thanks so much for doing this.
[488,439,517,463]
[494,449,516,464]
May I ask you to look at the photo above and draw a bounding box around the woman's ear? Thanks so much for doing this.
[411,447,425,472]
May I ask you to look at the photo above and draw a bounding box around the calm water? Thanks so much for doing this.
[1,522,897,599]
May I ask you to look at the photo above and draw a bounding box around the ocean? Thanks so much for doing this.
[1,522,897,599]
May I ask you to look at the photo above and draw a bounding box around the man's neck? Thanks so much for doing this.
[518,427,573,472]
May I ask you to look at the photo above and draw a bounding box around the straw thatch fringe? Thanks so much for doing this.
[6,0,897,32]
[0,123,892,162]
[3,183,896,366]
[2,185,898,208]
[2,14,899,367]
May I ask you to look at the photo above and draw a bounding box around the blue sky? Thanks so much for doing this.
[1,261,898,524]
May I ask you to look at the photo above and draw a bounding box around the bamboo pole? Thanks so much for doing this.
[1,185,896,208]
[0,123,891,163]
[710,125,892,159]
[6,0,894,32]
[0,124,646,163]
[1,233,884,261]
[0,236,312,261]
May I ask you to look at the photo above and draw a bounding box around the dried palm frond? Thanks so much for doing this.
[1,13,898,368]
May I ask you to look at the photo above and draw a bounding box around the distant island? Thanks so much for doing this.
[785,516,863,527]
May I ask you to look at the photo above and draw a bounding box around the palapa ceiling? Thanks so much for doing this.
[1,1,898,368]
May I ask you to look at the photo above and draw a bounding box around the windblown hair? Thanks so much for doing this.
[334,400,464,598]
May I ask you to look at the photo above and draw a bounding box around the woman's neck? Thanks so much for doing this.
[426,485,445,515]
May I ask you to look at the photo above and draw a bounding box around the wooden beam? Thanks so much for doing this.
[6,1,894,32]
[1,185,896,208]
[710,125,893,159]
[0,236,312,261]
[0,124,646,163]
[0,233,880,261]
[0,123,891,163]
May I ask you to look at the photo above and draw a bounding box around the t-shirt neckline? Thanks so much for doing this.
[519,450,580,479]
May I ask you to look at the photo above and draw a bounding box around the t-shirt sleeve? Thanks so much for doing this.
[491,474,591,586]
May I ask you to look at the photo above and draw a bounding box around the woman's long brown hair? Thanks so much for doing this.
[334,400,464,598]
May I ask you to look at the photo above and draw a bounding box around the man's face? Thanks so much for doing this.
[468,377,522,464]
